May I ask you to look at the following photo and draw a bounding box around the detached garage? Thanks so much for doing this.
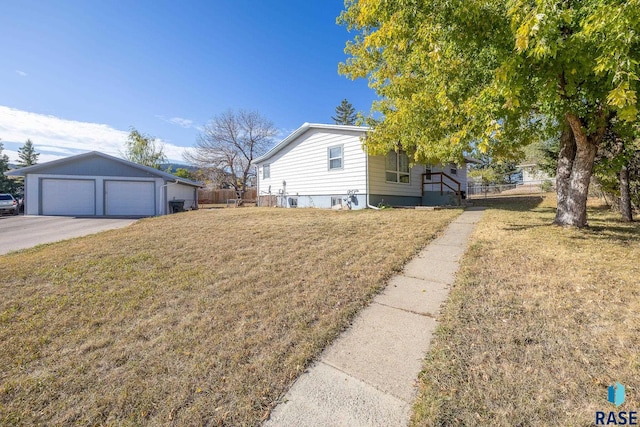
[7,151,201,217]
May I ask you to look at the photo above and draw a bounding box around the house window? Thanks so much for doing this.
[263,164,270,179]
[450,167,457,175]
[385,150,410,183]
[331,196,342,207]
[328,145,343,170]
[425,167,432,181]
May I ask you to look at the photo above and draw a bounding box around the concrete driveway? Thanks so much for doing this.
[0,215,138,255]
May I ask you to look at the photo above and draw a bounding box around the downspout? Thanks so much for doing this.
[255,163,260,207]
[193,187,198,209]
[365,152,380,210]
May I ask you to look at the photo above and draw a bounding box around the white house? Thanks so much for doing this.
[254,123,472,209]
[518,163,556,185]
[6,151,201,217]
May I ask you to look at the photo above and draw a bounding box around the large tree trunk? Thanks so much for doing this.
[563,139,597,227]
[619,163,633,222]
[554,113,604,227]
[554,126,576,223]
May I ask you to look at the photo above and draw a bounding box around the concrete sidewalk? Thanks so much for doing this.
[264,207,485,427]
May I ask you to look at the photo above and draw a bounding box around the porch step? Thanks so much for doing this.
[415,205,463,210]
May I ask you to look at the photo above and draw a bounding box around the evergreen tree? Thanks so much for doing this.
[0,140,15,193]
[17,139,40,167]
[332,99,357,125]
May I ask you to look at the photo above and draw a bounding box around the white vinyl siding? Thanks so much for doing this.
[258,129,367,196]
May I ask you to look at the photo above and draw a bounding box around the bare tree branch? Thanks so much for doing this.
[184,110,277,203]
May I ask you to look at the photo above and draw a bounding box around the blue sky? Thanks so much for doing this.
[0,0,375,164]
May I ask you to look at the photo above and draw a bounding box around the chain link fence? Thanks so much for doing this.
[467,180,555,198]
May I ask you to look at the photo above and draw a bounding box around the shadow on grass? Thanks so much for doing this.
[471,195,545,212]
[577,220,640,243]
[502,223,554,232]
[471,195,639,242]
[512,212,639,241]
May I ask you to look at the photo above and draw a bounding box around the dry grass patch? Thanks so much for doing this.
[412,196,640,426]
[0,207,459,426]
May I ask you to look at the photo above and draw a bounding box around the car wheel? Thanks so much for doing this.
[13,208,19,216]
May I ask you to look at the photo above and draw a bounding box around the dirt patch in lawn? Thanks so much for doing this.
[412,196,640,426]
[0,207,459,426]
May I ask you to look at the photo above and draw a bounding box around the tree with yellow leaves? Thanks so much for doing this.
[339,0,640,226]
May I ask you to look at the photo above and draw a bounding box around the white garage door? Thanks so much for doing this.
[105,181,155,216]
[42,179,96,216]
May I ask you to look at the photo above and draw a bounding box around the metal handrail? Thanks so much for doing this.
[422,172,462,205]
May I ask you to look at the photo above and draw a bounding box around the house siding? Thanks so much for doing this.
[255,124,471,209]
[368,154,424,197]
[12,151,201,217]
[258,128,367,206]
[26,156,162,178]
[421,164,468,194]
[521,165,555,183]
[167,184,198,210]
[368,158,469,207]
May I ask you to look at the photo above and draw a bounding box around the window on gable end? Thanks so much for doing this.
[328,145,343,170]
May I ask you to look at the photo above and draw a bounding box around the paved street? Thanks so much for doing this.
[0,215,138,255]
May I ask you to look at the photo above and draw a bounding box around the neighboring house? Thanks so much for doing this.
[518,163,556,184]
[254,123,474,209]
[6,151,201,217]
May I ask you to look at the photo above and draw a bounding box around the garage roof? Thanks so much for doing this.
[6,151,202,187]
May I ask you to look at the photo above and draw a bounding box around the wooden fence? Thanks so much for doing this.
[198,188,257,204]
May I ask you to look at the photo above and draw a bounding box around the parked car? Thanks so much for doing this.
[0,193,19,216]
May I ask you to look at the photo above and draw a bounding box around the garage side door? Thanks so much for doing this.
[42,179,96,216]
[105,181,155,216]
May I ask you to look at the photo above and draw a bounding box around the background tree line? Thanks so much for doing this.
[0,138,40,194]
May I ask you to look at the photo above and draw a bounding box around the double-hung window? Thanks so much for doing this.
[328,145,343,170]
[385,150,410,183]
[263,164,270,179]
